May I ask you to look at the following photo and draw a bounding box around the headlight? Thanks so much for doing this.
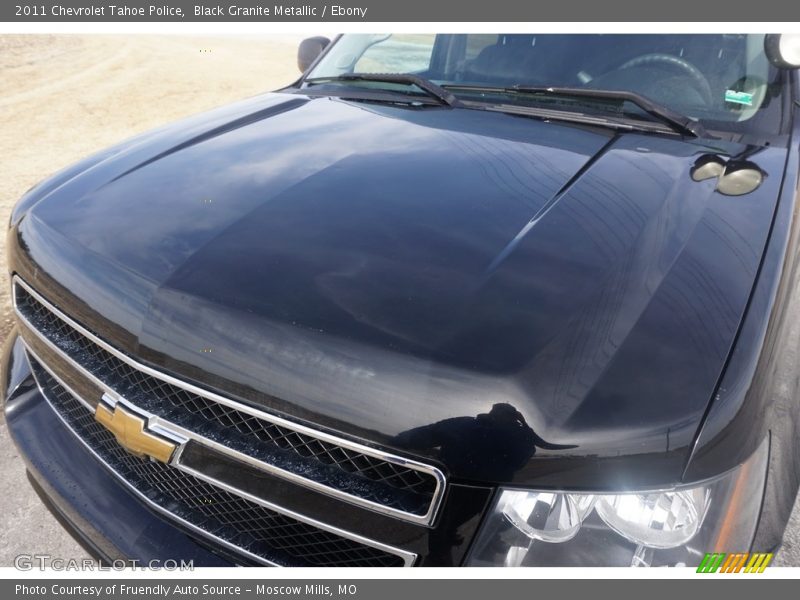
[466,440,768,567]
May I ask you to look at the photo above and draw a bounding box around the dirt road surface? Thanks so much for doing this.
[0,34,798,568]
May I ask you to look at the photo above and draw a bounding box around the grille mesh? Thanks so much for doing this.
[15,283,438,517]
[29,358,405,567]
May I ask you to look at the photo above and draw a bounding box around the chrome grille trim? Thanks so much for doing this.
[13,275,445,526]
[24,346,276,566]
[24,345,416,567]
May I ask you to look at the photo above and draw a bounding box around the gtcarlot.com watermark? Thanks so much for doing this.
[14,554,194,571]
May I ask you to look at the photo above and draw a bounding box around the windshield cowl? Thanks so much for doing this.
[302,33,790,139]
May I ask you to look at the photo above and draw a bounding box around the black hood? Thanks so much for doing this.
[12,93,787,486]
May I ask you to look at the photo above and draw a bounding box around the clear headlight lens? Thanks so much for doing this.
[500,492,596,543]
[467,440,768,567]
[594,489,708,549]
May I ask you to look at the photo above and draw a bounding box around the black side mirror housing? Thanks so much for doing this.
[764,34,800,69]
[298,37,331,73]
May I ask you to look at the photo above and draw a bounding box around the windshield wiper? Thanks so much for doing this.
[304,73,461,107]
[444,84,706,137]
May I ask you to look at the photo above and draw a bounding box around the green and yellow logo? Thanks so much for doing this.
[697,552,773,573]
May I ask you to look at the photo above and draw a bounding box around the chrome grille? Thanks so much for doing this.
[28,357,405,567]
[13,277,444,524]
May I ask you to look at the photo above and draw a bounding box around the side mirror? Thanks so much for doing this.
[764,34,800,69]
[297,36,331,73]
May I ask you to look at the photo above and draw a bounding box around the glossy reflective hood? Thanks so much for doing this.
[11,93,787,487]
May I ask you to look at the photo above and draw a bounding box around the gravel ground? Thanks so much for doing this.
[0,34,798,569]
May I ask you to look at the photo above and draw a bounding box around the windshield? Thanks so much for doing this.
[304,34,789,137]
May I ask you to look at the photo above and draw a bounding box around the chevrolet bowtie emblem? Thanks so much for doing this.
[95,398,177,463]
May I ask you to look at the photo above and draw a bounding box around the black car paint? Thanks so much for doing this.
[685,74,800,552]
[3,70,800,560]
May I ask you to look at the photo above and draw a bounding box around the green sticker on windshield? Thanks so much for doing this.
[725,89,754,106]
